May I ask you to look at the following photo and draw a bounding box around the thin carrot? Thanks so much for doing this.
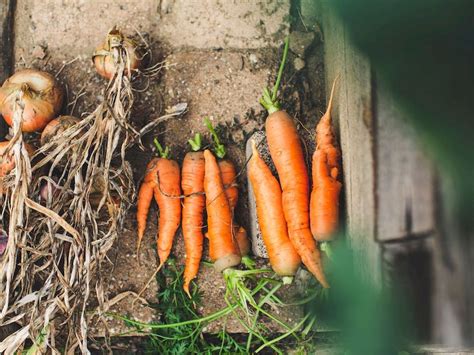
[182,133,206,297]
[248,142,301,279]
[219,160,238,211]
[260,37,329,288]
[203,149,241,272]
[204,118,239,212]
[234,225,250,257]
[136,159,159,253]
[311,76,342,241]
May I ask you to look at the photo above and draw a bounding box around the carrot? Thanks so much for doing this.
[219,160,238,211]
[248,142,301,279]
[136,140,181,270]
[204,117,239,212]
[310,76,342,241]
[181,133,206,297]
[234,225,250,257]
[203,149,241,272]
[260,37,329,288]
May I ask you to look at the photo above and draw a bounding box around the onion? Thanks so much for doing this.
[41,115,80,146]
[0,140,34,176]
[0,69,63,132]
[92,28,141,80]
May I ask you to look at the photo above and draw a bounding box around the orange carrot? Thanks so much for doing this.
[136,140,181,271]
[219,159,238,212]
[311,76,342,241]
[260,38,329,288]
[249,142,301,277]
[204,117,239,212]
[234,225,250,257]
[181,134,206,297]
[203,149,241,272]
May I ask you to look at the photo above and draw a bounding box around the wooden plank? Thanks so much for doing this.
[0,0,14,82]
[375,81,436,241]
[320,0,381,286]
[431,176,474,346]
[382,238,434,342]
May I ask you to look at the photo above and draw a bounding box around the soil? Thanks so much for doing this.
[11,0,327,340]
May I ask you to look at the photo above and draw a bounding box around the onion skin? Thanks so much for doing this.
[39,180,60,202]
[0,141,34,176]
[41,115,80,146]
[92,28,141,80]
[0,69,63,132]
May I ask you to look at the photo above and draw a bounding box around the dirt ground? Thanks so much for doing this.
[12,0,326,338]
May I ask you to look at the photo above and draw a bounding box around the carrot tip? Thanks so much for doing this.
[183,284,192,299]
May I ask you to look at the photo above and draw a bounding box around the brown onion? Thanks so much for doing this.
[0,140,34,176]
[40,115,80,146]
[0,69,63,132]
[92,28,141,80]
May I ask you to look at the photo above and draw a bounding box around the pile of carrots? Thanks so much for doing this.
[136,121,249,297]
[136,38,342,295]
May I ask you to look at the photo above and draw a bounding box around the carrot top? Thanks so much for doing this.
[153,138,170,159]
[187,133,202,152]
[204,117,226,159]
[260,37,290,115]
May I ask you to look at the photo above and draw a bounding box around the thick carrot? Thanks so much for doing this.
[260,37,329,288]
[311,76,342,241]
[248,142,301,277]
[203,149,241,272]
[181,135,206,297]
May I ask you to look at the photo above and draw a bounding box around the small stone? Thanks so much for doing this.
[289,31,315,57]
[249,53,258,65]
[32,45,47,59]
[294,57,305,71]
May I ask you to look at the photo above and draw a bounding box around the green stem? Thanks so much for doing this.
[111,305,234,329]
[272,37,290,102]
[204,117,226,159]
[224,295,282,355]
[246,283,282,352]
[154,138,170,159]
[241,255,256,269]
[187,133,202,152]
[260,37,290,114]
[255,314,309,353]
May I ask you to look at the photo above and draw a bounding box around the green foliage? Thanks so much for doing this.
[154,138,170,159]
[188,133,202,152]
[259,37,289,114]
[117,259,320,354]
[204,117,226,159]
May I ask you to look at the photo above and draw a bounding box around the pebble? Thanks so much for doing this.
[249,53,258,65]
[294,57,305,71]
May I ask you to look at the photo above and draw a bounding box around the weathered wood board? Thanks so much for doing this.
[375,81,436,241]
[319,0,381,286]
